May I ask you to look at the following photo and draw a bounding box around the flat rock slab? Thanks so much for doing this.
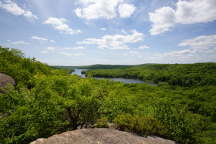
[31,128,176,144]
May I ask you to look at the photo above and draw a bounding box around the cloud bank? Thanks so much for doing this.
[0,0,38,20]
[44,17,81,35]
[74,0,136,19]
[149,0,216,35]
[78,30,144,50]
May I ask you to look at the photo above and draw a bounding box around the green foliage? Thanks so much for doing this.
[0,46,57,87]
[114,114,167,137]
[95,117,109,128]
[154,103,209,144]
[0,46,215,144]
[87,63,216,87]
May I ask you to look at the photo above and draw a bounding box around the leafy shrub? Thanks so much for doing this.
[114,114,167,137]
[95,117,109,128]
[154,103,210,144]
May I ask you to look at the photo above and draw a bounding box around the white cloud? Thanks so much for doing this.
[149,7,175,35]
[59,52,85,57]
[11,41,29,45]
[123,50,143,58]
[161,34,216,62]
[149,0,216,35]
[118,3,136,18]
[49,40,56,43]
[41,50,49,54]
[63,46,85,50]
[175,0,216,24]
[138,45,150,49]
[32,36,48,41]
[43,17,81,35]
[179,35,216,48]
[41,46,86,56]
[163,49,196,58]
[100,28,107,31]
[32,36,55,43]
[47,46,56,51]
[0,0,38,20]
[41,46,56,54]
[74,0,135,19]
[78,30,144,50]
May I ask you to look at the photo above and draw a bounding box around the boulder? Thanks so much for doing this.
[0,73,15,88]
[31,128,176,144]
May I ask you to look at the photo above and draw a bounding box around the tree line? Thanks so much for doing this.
[86,63,216,87]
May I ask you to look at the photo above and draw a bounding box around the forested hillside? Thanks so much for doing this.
[53,64,132,70]
[0,46,216,144]
[87,63,216,87]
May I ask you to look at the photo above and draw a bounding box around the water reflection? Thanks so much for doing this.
[71,69,157,86]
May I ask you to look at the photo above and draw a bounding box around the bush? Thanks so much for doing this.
[95,117,109,128]
[154,103,210,144]
[114,114,167,137]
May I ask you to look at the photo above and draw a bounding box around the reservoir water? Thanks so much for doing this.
[71,69,87,78]
[94,77,145,84]
[71,69,157,85]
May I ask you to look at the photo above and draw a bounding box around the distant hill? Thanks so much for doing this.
[53,64,133,70]
[86,63,216,87]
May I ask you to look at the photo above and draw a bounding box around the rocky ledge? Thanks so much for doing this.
[31,128,176,144]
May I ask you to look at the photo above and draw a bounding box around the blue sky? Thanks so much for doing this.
[0,0,216,66]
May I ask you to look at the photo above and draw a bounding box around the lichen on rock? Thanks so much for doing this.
[30,128,176,144]
[0,73,15,88]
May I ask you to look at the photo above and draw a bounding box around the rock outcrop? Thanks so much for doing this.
[31,128,176,144]
[0,73,15,88]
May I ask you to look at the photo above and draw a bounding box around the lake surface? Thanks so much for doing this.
[71,69,157,85]
[94,77,145,84]
[71,69,87,78]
